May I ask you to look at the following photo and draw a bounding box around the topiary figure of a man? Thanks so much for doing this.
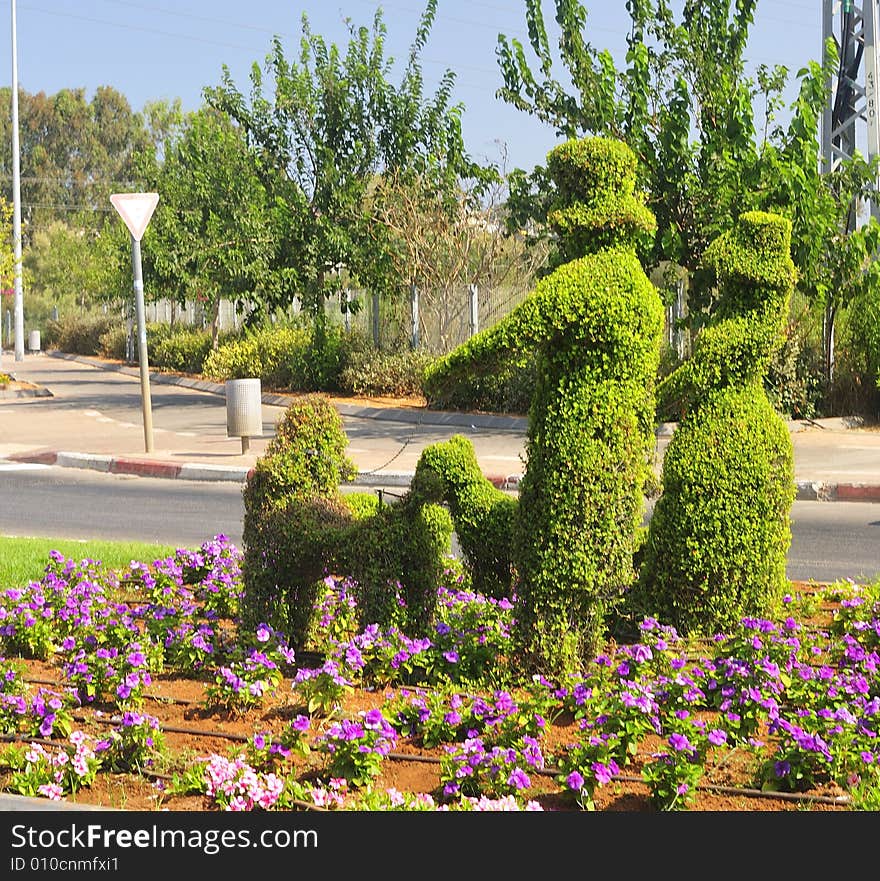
[423,137,665,676]
[630,211,797,638]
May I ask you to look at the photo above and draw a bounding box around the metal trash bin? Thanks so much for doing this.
[225,378,262,453]
[27,330,41,352]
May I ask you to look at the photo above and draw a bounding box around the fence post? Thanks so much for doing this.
[410,284,419,350]
[372,290,380,348]
[468,283,479,338]
[342,288,351,333]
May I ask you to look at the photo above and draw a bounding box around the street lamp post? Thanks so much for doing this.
[10,0,24,363]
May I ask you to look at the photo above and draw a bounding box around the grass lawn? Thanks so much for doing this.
[0,535,184,588]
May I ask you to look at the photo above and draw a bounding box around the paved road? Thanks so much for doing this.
[2,464,879,584]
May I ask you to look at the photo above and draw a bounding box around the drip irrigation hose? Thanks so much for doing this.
[0,730,853,809]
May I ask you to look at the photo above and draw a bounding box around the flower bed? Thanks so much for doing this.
[0,536,876,811]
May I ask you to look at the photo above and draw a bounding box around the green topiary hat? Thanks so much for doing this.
[546,137,656,259]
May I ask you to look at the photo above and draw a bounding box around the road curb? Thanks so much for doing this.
[9,449,874,500]
[796,482,880,502]
[7,448,526,489]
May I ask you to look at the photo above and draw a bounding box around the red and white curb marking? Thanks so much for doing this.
[4,451,879,501]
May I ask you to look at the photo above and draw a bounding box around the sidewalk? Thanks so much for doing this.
[3,350,880,500]
[0,350,528,489]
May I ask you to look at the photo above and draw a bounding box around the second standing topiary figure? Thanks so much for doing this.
[630,211,798,637]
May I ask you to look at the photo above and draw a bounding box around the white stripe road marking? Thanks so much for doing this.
[0,462,50,471]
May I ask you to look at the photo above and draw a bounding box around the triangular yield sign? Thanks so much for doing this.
[110,192,159,241]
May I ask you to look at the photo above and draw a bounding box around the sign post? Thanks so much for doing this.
[110,192,159,453]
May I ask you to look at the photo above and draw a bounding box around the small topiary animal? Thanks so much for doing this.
[240,394,453,648]
[410,434,517,599]
[630,211,797,638]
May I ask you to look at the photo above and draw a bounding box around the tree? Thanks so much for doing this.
[204,1,492,317]
[23,215,128,319]
[367,161,548,351]
[143,107,279,347]
[0,86,151,235]
[497,0,767,282]
[497,0,880,386]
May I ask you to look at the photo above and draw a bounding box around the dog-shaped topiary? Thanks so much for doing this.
[410,434,516,600]
[240,393,453,650]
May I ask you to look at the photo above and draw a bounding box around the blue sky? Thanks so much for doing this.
[0,0,825,172]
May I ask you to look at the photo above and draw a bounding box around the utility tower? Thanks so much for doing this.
[821,0,880,221]
[820,0,880,379]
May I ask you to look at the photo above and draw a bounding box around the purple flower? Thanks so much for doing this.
[566,770,585,791]
[507,768,530,790]
[774,760,791,778]
[592,761,618,785]
[363,709,385,729]
[669,732,693,753]
[708,729,728,746]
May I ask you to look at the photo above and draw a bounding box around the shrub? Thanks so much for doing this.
[45,314,118,355]
[202,321,369,393]
[240,394,453,646]
[202,325,309,388]
[631,211,797,638]
[152,328,214,374]
[422,354,536,414]
[97,325,128,360]
[340,347,435,398]
[96,322,197,364]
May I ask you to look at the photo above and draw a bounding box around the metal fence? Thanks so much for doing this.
[140,283,535,356]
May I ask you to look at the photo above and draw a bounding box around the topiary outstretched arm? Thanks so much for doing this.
[656,309,784,423]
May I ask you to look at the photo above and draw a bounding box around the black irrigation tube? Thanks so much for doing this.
[71,712,252,744]
[0,727,855,808]
[379,752,854,807]
[23,676,200,707]
[607,774,852,807]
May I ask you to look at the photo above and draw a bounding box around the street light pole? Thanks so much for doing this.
[10,0,24,363]
[129,234,154,452]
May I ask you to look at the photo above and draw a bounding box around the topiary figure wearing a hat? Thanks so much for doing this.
[630,211,797,637]
[422,137,664,676]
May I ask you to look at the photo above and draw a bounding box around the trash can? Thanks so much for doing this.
[225,378,262,453]
[27,330,41,352]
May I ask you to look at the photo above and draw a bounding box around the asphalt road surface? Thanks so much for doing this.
[1,463,879,584]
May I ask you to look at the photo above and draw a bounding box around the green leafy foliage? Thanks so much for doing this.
[205,2,490,316]
[632,211,797,638]
[411,435,517,598]
[339,347,435,398]
[423,138,664,678]
[143,107,280,344]
[240,395,453,646]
